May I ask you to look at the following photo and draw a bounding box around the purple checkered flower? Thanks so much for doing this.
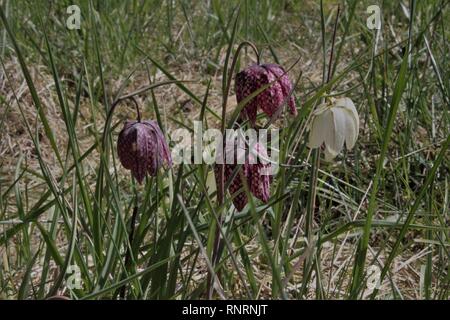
[117,120,172,183]
[235,63,297,125]
[216,141,271,212]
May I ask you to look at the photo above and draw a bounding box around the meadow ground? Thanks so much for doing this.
[0,0,449,299]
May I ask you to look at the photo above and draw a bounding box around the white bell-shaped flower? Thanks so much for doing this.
[308,97,359,161]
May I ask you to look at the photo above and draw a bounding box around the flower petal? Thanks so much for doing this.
[249,164,270,203]
[343,108,358,150]
[324,144,338,161]
[117,120,140,169]
[235,63,297,125]
[309,109,333,149]
[235,65,267,125]
[333,98,359,150]
[257,68,284,117]
[263,64,297,116]
[134,124,151,183]
[228,165,248,212]
[143,120,173,169]
[330,107,346,154]
[334,97,359,135]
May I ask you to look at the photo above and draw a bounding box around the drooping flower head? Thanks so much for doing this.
[308,97,359,161]
[235,63,297,125]
[215,139,271,212]
[117,120,172,183]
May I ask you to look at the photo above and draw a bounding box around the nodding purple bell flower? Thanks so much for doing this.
[235,63,297,125]
[117,120,172,184]
[216,141,271,212]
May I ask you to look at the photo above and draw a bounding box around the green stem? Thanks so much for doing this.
[209,38,260,298]
[119,182,139,299]
[302,3,340,298]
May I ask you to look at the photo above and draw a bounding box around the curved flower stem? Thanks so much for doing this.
[221,40,260,134]
[128,96,141,122]
[101,96,142,148]
[101,79,190,150]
